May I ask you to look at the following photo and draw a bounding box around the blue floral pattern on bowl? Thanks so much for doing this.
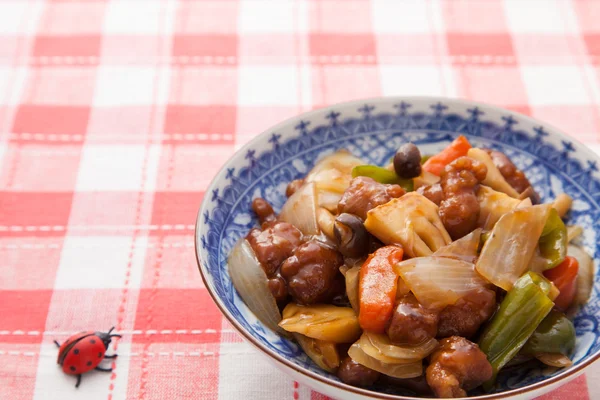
[196,98,600,398]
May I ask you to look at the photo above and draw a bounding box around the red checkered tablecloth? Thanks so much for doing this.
[1,0,600,399]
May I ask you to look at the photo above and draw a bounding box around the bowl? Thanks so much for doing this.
[195,97,600,399]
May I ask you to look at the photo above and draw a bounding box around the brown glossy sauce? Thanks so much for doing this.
[426,336,493,398]
[247,198,343,305]
[241,155,534,396]
[252,198,276,223]
[485,149,540,204]
[386,293,439,346]
[280,239,343,305]
[246,220,302,276]
[338,176,404,220]
[285,179,305,197]
[337,357,381,387]
[417,183,443,205]
[437,288,497,339]
[439,157,487,239]
[246,198,303,303]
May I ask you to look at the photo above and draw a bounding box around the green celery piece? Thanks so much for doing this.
[351,165,414,192]
[479,272,554,390]
[529,271,557,298]
[539,208,567,270]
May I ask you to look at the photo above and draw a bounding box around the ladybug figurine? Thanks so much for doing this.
[54,327,122,388]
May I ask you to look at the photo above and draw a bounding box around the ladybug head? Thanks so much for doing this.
[95,327,122,350]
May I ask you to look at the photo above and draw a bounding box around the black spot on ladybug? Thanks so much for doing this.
[73,349,79,355]
[70,366,76,372]
[98,352,102,358]
[87,361,92,367]
[90,339,96,344]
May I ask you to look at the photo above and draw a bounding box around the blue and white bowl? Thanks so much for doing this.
[195,97,600,399]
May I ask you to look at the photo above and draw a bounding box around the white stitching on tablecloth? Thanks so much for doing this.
[6,133,235,142]
[0,242,195,249]
[0,350,247,357]
[0,329,235,336]
[21,55,578,65]
[0,224,195,232]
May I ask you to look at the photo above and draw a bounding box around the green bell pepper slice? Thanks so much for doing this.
[521,310,575,357]
[538,208,567,270]
[479,271,554,389]
[351,165,414,192]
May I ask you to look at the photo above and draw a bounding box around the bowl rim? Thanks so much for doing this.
[195,96,600,400]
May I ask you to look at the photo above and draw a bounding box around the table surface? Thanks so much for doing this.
[1,0,600,399]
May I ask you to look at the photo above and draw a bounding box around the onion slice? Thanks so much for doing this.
[535,352,573,368]
[228,239,283,334]
[395,256,487,309]
[433,228,482,263]
[517,197,533,209]
[294,333,341,372]
[552,193,572,218]
[306,150,364,212]
[568,244,595,306]
[476,204,552,291]
[317,191,344,213]
[306,150,364,192]
[567,225,583,242]
[358,332,437,364]
[345,266,361,314]
[396,277,411,299]
[348,343,422,379]
[279,304,362,343]
[477,186,523,230]
[468,148,519,197]
[317,207,336,240]
[279,182,319,235]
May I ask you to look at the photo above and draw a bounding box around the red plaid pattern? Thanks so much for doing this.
[1,1,599,399]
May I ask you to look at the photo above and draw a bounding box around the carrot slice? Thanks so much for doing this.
[422,135,472,176]
[358,245,404,333]
[544,256,579,311]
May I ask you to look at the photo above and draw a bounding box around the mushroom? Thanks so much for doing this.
[333,213,370,258]
[393,143,422,179]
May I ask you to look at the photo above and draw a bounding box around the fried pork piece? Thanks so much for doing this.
[426,336,493,398]
[246,198,304,302]
[337,356,381,387]
[338,176,405,220]
[252,197,276,224]
[439,157,487,240]
[246,220,303,276]
[437,288,496,339]
[484,149,540,204]
[417,182,443,205]
[386,293,439,346]
[280,239,343,305]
